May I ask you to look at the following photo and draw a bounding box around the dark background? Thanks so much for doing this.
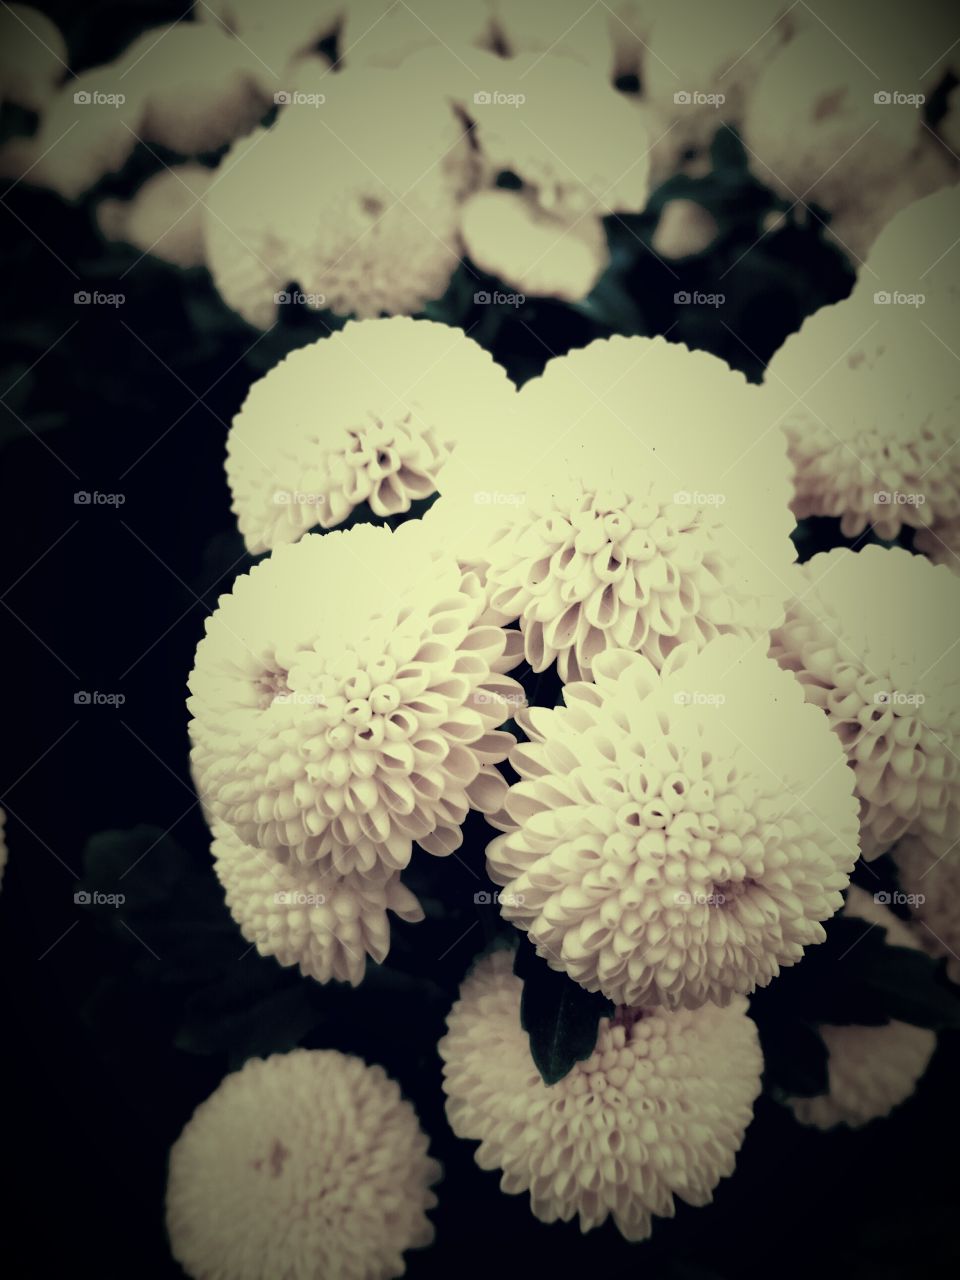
[2,3,958,1277]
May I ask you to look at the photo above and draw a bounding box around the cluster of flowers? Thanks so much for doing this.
[4,0,958,303]
[165,236,959,1269]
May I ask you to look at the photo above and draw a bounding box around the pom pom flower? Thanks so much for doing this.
[439,949,762,1240]
[167,1048,439,1280]
[0,5,66,113]
[440,335,795,683]
[787,887,936,1129]
[188,523,523,877]
[211,819,423,985]
[771,547,960,857]
[226,317,515,554]
[487,636,860,1010]
[203,64,476,325]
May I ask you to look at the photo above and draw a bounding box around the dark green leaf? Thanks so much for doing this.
[515,939,614,1085]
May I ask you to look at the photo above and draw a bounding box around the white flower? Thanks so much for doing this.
[771,546,960,858]
[440,334,795,682]
[742,26,953,261]
[226,317,515,553]
[463,52,650,220]
[642,0,797,183]
[199,0,342,70]
[203,63,476,325]
[787,887,936,1129]
[2,23,272,200]
[341,0,492,69]
[460,188,608,302]
[763,273,960,548]
[188,523,522,876]
[439,949,762,1240]
[211,819,423,985]
[893,833,960,984]
[651,198,719,260]
[167,1048,439,1280]
[487,637,860,1010]
[0,5,66,112]
[97,165,212,268]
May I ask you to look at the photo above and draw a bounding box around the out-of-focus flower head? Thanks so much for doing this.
[226,317,516,553]
[787,886,937,1128]
[1,21,274,200]
[203,61,477,325]
[97,165,212,268]
[439,949,762,1240]
[771,546,960,858]
[893,833,960,984]
[211,818,423,985]
[437,334,795,682]
[188,522,522,876]
[0,5,66,113]
[488,636,860,1009]
[167,1048,439,1280]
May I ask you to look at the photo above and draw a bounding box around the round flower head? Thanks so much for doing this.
[460,188,608,302]
[439,949,762,1240]
[167,1048,439,1280]
[341,0,492,69]
[771,546,960,858]
[188,523,522,875]
[211,819,423,985]
[0,5,66,112]
[226,317,515,553]
[4,23,271,200]
[461,52,650,220]
[442,335,795,683]
[742,23,953,261]
[487,636,860,1010]
[764,282,960,547]
[642,0,796,182]
[893,833,960,984]
[97,165,212,269]
[787,887,936,1129]
[203,63,476,326]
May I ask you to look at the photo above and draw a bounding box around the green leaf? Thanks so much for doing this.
[514,939,614,1085]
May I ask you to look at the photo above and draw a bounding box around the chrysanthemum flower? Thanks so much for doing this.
[211,819,423,985]
[203,63,476,325]
[97,165,212,269]
[439,949,762,1240]
[0,5,66,112]
[440,335,795,682]
[167,1048,439,1280]
[199,0,341,70]
[763,270,960,549]
[641,0,797,183]
[771,546,960,858]
[893,833,960,984]
[460,188,608,302]
[188,523,522,876]
[226,317,515,554]
[787,887,936,1129]
[2,23,272,200]
[341,0,492,69]
[487,636,860,1010]
[743,24,954,261]
[463,52,650,221]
